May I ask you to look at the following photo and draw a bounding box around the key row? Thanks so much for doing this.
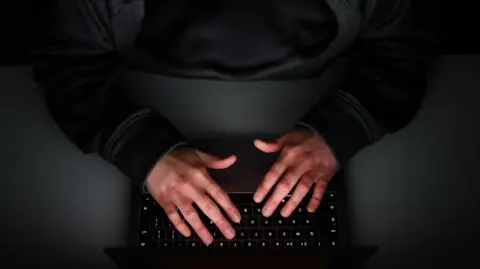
[140,239,338,250]
[142,228,338,242]
[144,215,337,231]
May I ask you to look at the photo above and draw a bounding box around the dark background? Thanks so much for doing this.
[0,0,474,65]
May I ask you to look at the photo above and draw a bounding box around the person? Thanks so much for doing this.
[32,0,435,246]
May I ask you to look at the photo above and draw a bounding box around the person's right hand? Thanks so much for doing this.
[146,146,240,246]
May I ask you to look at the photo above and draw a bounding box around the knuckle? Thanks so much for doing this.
[277,181,292,192]
[203,202,217,215]
[212,188,228,202]
[196,226,210,237]
[184,208,198,220]
[190,168,207,179]
[303,157,315,168]
[171,218,183,227]
[288,198,301,207]
[298,180,312,191]
[215,219,230,230]
[285,145,301,157]
[267,169,281,180]
[176,177,191,189]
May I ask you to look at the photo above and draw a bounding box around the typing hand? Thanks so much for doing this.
[146,146,241,245]
[253,126,338,217]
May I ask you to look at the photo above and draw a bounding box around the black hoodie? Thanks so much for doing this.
[32,0,436,185]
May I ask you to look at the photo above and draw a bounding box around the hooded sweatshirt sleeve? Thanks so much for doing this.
[299,0,437,168]
[32,0,187,185]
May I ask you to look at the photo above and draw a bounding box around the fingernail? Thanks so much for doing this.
[233,212,241,223]
[263,207,272,217]
[253,194,262,203]
[226,227,236,239]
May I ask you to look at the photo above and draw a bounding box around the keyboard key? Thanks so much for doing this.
[325,192,336,202]
[141,205,152,216]
[215,241,227,249]
[153,230,165,240]
[244,241,257,249]
[306,229,318,239]
[239,205,252,216]
[279,229,290,239]
[250,229,262,239]
[204,242,215,250]
[284,241,296,249]
[211,229,221,240]
[314,240,323,248]
[206,219,215,228]
[292,229,304,239]
[288,217,300,226]
[247,216,259,227]
[274,217,286,226]
[174,241,186,249]
[164,219,173,228]
[167,229,177,240]
[254,205,263,215]
[140,229,149,240]
[299,241,313,249]
[158,241,171,249]
[237,229,248,239]
[261,218,272,227]
[187,241,201,249]
[259,241,270,249]
[265,229,276,239]
[295,206,306,216]
[273,241,283,249]
[329,203,337,212]
[234,217,246,227]
[153,217,162,229]
[229,240,241,250]
[303,216,314,227]
[142,195,153,205]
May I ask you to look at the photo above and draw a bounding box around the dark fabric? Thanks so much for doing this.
[136,0,337,79]
[301,0,436,168]
[31,0,436,185]
[32,0,185,186]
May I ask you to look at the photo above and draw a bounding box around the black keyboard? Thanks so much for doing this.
[139,192,339,251]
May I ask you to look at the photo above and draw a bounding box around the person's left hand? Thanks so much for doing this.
[253,126,339,218]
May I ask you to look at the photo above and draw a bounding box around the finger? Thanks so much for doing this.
[253,139,283,153]
[307,171,334,212]
[197,151,237,170]
[199,175,241,223]
[261,166,307,217]
[177,203,213,245]
[262,159,313,217]
[196,194,237,240]
[281,175,315,217]
[162,202,191,237]
[182,182,237,240]
[253,158,288,203]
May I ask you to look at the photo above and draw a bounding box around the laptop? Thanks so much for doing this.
[105,58,377,268]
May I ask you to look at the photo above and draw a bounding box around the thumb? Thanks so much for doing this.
[196,151,237,169]
[254,138,284,153]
